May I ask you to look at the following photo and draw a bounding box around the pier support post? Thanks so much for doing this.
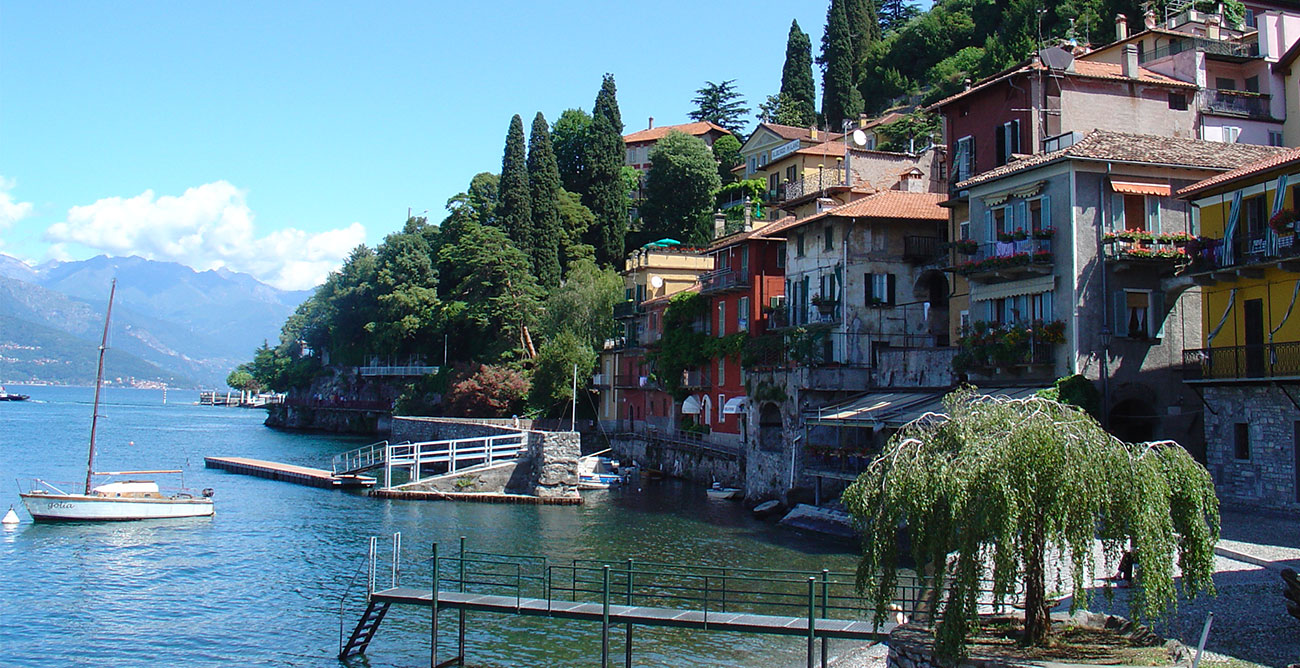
[431,542,439,668]
[820,570,829,668]
[458,536,466,666]
[602,565,611,668]
[625,558,633,668]
[806,577,816,668]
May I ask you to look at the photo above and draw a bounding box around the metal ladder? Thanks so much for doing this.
[339,533,401,660]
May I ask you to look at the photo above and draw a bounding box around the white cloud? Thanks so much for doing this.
[44,181,366,290]
[0,176,35,233]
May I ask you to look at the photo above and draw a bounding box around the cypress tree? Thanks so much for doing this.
[583,74,628,268]
[780,19,817,128]
[820,0,865,131]
[847,0,882,78]
[527,112,564,288]
[498,114,533,256]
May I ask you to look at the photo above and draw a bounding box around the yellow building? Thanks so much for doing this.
[1181,146,1300,510]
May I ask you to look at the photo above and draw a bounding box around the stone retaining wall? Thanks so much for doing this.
[265,405,384,434]
[609,434,742,486]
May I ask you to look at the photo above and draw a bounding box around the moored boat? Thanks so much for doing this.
[706,481,741,500]
[18,279,214,522]
[0,386,29,401]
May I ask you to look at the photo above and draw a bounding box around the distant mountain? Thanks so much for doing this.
[0,254,315,387]
[0,314,192,387]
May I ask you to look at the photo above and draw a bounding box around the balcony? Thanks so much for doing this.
[699,269,751,295]
[953,320,1062,378]
[1138,36,1260,64]
[592,373,609,388]
[1202,89,1273,120]
[903,236,943,264]
[1184,342,1300,382]
[953,238,1053,282]
[614,374,646,389]
[613,300,641,319]
[1186,230,1300,283]
[1102,232,1192,272]
[681,369,712,389]
[779,171,847,202]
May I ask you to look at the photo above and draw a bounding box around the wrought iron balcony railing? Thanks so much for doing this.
[613,300,640,319]
[903,236,942,263]
[1202,89,1272,120]
[953,238,1053,280]
[1183,342,1300,381]
[779,171,847,202]
[699,269,750,294]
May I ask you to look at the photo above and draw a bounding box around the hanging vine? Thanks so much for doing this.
[841,389,1219,660]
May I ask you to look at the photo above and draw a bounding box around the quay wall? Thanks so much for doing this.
[609,434,743,487]
[265,404,388,435]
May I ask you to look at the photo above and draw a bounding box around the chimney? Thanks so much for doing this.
[743,201,754,231]
[964,78,972,91]
[1116,13,1128,41]
[1206,14,1221,41]
[1143,9,1157,30]
[810,125,819,140]
[713,212,727,240]
[1123,44,1139,79]
[648,116,654,130]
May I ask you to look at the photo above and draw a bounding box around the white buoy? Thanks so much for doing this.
[2,506,19,525]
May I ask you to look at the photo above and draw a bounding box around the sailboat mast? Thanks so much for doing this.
[85,279,116,495]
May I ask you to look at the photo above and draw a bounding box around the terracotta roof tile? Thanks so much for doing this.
[954,130,1287,190]
[757,191,948,238]
[929,58,1195,110]
[623,121,730,144]
[795,141,847,157]
[1178,147,1300,198]
[760,123,844,143]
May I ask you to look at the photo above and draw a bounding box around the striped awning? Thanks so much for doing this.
[970,274,1055,302]
[805,386,1048,429]
[1110,178,1171,197]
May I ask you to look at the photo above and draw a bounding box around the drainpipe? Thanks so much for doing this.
[1100,163,1112,428]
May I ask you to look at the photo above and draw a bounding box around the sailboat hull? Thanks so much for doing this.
[19,493,214,522]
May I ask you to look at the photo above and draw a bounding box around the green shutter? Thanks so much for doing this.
[1152,290,1166,339]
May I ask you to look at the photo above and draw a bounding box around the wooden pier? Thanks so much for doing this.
[204,456,375,488]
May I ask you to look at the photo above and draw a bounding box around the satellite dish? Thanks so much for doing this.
[650,275,664,289]
[852,129,868,147]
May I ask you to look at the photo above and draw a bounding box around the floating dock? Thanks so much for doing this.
[204,456,375,488]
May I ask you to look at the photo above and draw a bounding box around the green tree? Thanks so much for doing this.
[226,369,259,392]
[846,0,883,78]
[444,363,530,417]
[528,112,564,288]
[583,74,628,267]
[688,79,751,137]
[711,134,742,184]
[539,258,623,349]
[639,131,722,246]
[437,222,543,362]
[498,114,533,256]
[528,330,597,417]
[843,390,1219,658]
[313,244,379,365]
[879,0,920,33]
[552,108,593,195]
[557,189,597,267]
[821,0,865,130]
[442,172,499,243]
[367,222,442,359]
[780,20,818,127]
[873,110,940,152]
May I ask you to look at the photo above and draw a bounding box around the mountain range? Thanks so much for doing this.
[0,254,313,387]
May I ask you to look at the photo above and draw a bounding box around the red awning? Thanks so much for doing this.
[1110,178,1171,197]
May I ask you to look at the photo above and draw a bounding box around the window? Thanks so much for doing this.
[1146,197,1161,230]
[1029,199,1044,233]
[959,220,971,240]
[739,247,749,276]
[865,273,895,306]
[1215,77,1236,91]
[992,207,1009,237]
[769,172,779,194]
[1234,423,1250,460]
[718,359,725,387]
[1243,195,1266,237]
[1168,93,1188,110]
[1123,195,1146,231]
[786,165,797,183]
[738,296,750,331]
[1123,290,1151,339]
[996,120,1020,165]
[988,291,1054,325]
[1245,76,1260,94]
[776,243,786,268]
[824,225,834,251]
[717,302,726,337]
[796,233,805,257]
[1223,126,1242,143]
[1270,131,1285,147]
[747,156,757,175]
[718,394,726,422]
[954,136,974,183]
[959,309,971,333]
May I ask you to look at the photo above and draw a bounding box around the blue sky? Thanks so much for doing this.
[1,1,842,289]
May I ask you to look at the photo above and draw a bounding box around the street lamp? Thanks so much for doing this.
[1099,325,1112,429]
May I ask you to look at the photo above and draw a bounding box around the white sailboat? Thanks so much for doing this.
[19,280,214,522]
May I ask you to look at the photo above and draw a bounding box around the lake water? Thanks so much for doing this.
[0,386,863,667]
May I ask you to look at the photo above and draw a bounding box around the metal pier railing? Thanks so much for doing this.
[332,433,528,488]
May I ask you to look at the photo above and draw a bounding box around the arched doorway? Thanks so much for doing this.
[1109,398,1159,443]
[913,269,951,346]
[758,403,783,452]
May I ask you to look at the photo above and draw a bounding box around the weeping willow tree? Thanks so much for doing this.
[842,390,1219,659]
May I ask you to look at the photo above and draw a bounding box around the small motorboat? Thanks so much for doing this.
[578,450,628,490]
[752,499,783,518]
[706,481,742,500]
[0,386,29,401]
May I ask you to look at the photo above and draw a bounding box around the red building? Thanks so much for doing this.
[689,224,787,446]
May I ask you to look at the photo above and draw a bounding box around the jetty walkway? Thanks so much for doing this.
[337,535,974,668]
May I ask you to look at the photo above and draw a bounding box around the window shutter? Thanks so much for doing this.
[887,274,897,305]
[984,210,994,241]
[865,273,874,303]
[1114,290,1129,338]
[1152,290,1166,339]
[1015,200,1028,233]
[1040,194,1051,230]
[1011,120,1021,154]
[996,126,1006,165]
[1110,193,1124,230]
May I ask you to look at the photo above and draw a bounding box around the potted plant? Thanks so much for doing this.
[997,231,1015,243]
[1032,227,1055,240]
[1012,228,1028,241]
[811,295,838,314]
[954,239,979,254]
[1270,208,1298,234]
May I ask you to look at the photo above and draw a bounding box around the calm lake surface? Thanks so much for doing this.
[0,386,862,667]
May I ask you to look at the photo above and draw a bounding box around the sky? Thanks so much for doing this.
[0,1,842,290]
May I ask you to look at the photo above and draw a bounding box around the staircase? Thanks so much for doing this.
[339,600,392,659]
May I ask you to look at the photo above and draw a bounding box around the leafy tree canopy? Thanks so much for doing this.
[711,133,742,184]
[843,390,1218,659]
[779,20,818,127]
[552,108,593,196]
[539,258,623,350]
[584,74,629,267]
[639,130,723,246]
[444,363,530,417]
[528,329,597,417]
[688,79,751,137]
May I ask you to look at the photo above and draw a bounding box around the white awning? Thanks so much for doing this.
[681,395,703,415]
[723,396,748,414]
[970,274,1055,302]
[806,386,1047,429]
